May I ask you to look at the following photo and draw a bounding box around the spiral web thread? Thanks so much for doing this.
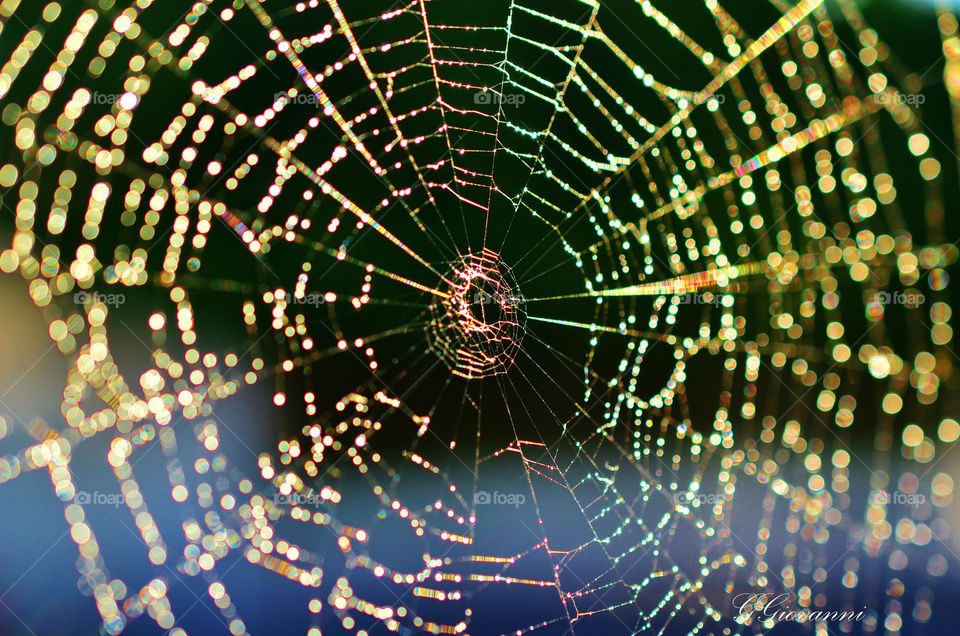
[0,0,958,634]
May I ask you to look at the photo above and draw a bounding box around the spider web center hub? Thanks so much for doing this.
[426,249,525,380]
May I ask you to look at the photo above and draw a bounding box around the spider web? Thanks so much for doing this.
[0,0,957,634]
